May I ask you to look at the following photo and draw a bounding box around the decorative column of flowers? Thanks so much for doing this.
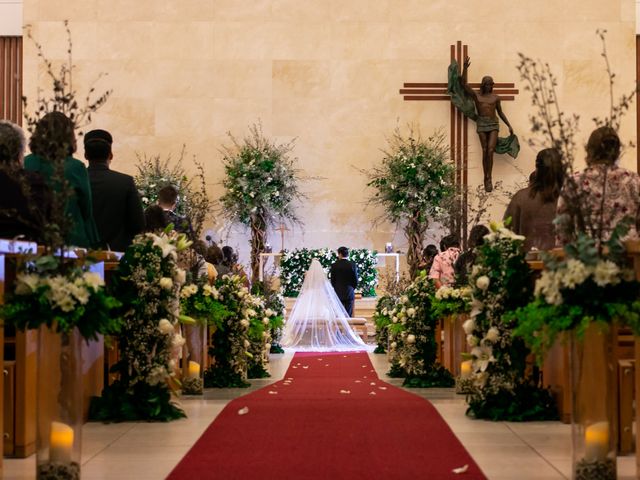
[372,294,401,354]
[1,22,115,480]
[513,224,640,480]
[219,123,307,282]
[464,222,556,421]
[4,267,120,479]
[203,275,254,388]
[179,280,235,395]
[364,126,454,279]
[431,285,473,380]
[251,279,286,353]
[245,295,282,379]
[89,231,191,422]
[385,273,454,387]
[280,247,378,297]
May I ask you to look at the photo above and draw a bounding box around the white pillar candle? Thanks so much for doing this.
[49,421,74,463]
[584,421,610,462]
[188,361,201,379]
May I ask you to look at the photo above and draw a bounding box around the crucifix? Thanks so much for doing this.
[399,40,519,245]
[274,222,290,252]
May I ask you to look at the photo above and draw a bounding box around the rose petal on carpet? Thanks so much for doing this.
[167,351,486,479]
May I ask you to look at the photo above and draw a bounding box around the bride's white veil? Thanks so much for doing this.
[280,259,368,351]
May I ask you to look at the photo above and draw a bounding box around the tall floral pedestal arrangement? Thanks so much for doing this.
[36,327,83,480]
[571,324,617,480]
[2,265,120,479]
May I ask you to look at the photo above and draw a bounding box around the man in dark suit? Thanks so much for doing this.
[330,246,358,317]
[153,185,194,240]
[86,129,145,252]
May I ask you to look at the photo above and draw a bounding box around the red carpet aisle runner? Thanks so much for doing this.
[168,352,486,480]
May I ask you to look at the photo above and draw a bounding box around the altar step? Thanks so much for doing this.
[284,296,378,340]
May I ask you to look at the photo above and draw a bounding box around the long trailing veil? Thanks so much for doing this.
[280,259,368,351]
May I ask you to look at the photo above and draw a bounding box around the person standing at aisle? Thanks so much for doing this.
[330,246,358,317]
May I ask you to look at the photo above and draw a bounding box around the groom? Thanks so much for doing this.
[330,246,358,317]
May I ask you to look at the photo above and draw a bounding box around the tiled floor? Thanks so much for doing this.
[4,352,636,479]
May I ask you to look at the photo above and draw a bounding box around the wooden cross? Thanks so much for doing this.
[274,222,290,252]
[399,40,519,246]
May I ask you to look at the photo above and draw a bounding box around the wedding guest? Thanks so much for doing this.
[454,225,489,286]
[192,239,216,282]
[429,234,461,288]
[504,148,563,251]
[24,112,100,248]
[85,129,144,252]
[144,205,168,232]
[557,127,640,243]
[222,245,250,286]
[418,244,439,273]
[156,185,194,239]
[206,245,230,277]
[0,120,50,241]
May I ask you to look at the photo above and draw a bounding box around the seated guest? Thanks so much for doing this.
[454,225,490,286]
[222,245,250,286]
[155,185,194,239]
[206,245,230,277]
[429,234,461,288]
[0,121,50,241]
[85,129,144,252]
[192,239,216,282]
[24,112,100,248]
[557,126,640,243]
[144,205,168,232]
[418,244,439,273]
[504,148,563,251]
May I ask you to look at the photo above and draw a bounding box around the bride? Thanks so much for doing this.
[280,259,368,351]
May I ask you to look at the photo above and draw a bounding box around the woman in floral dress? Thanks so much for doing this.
[556,126,640,244]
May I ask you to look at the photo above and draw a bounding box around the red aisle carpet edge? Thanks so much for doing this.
[167,351,486,480]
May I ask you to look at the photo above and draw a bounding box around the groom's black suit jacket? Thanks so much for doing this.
[330,258,358,301]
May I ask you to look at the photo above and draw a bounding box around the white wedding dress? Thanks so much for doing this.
[280,259,369,351]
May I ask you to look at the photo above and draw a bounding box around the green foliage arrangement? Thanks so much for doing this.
[431,285,473,319]
[512,222,640,358]
[463,221,556,421]
[384,273,454,387]
[202,275,278,386]
[3,257,121,340]
[219,123,307,281]
[280,247,378,297]
[365,126,454,278]
[252,279,286,353]
[372,294,400,353]
[90,230,191,422]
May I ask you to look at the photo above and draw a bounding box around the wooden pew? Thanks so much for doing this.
[441,313,468,377]
[0,239,38,461]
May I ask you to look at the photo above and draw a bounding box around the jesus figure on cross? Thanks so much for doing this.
[449,56,519,192]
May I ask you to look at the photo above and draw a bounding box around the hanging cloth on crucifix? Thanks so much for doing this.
[447,60,520,159]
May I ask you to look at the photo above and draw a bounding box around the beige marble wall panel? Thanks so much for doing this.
[272,61,330,98]
[95,0,157,22]
[35,0,96,22]
[212,0,271,22]
[327,0,391,22]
